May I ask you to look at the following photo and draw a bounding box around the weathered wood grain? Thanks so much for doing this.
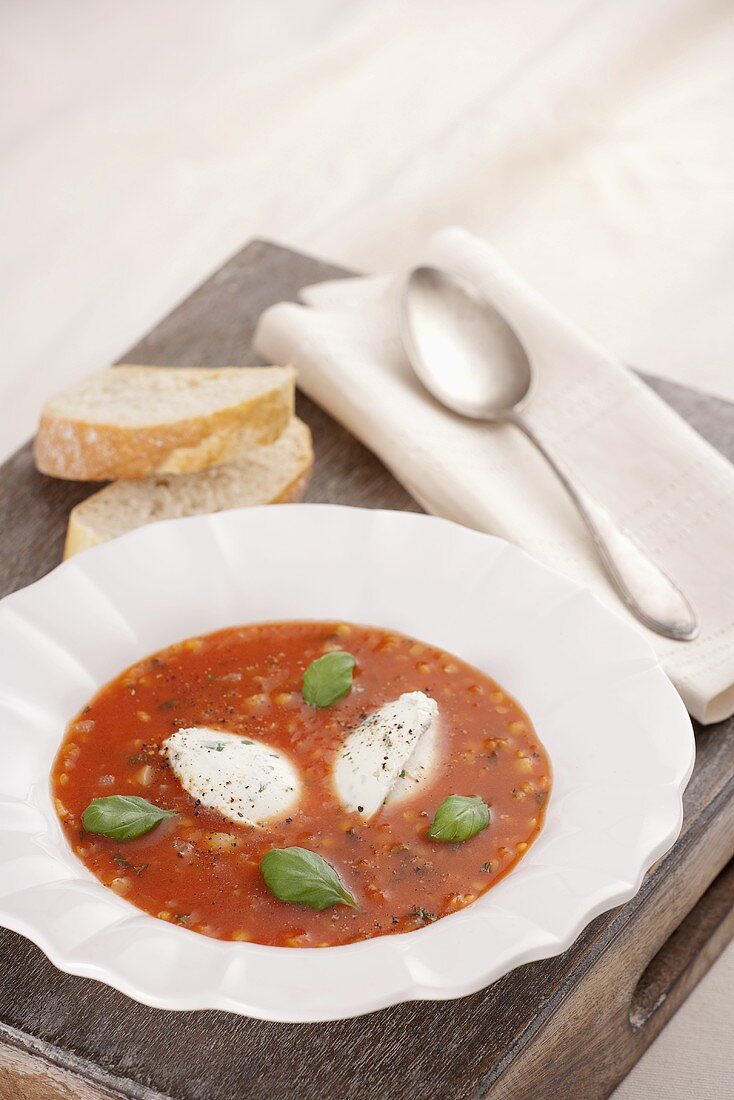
[0,240,732,1100]
[0,1042,124,1100]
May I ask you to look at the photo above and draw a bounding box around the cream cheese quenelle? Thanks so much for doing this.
[164,728,301,826]
[332,692,440,818]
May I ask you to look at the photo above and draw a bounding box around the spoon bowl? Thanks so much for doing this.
[401,265,533,419]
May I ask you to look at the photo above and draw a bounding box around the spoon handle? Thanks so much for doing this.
[510,414,699,641]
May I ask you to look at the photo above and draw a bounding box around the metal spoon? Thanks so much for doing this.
[400,265,699,641]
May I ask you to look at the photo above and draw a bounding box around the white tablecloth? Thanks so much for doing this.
[1,1,733,1095]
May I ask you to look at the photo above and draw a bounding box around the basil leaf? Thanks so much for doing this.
[82,795,176,840]
[302,651,356,707]
[260,846,359,910]
[427,795,490,843]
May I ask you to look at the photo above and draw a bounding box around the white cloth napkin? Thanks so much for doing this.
[254,228,734,724]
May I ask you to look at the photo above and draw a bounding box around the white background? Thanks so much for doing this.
[2,1,733,1095]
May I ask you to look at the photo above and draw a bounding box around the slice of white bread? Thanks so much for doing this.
[35,365,295,481]
[63,418,313,558]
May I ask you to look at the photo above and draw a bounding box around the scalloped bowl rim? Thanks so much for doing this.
[0,504,694,1021]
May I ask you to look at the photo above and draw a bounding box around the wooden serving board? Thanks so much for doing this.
[1,241,733,1100]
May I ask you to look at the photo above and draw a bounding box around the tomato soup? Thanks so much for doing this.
[52,621,551,946]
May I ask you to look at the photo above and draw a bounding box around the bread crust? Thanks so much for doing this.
[35,366,295,480]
